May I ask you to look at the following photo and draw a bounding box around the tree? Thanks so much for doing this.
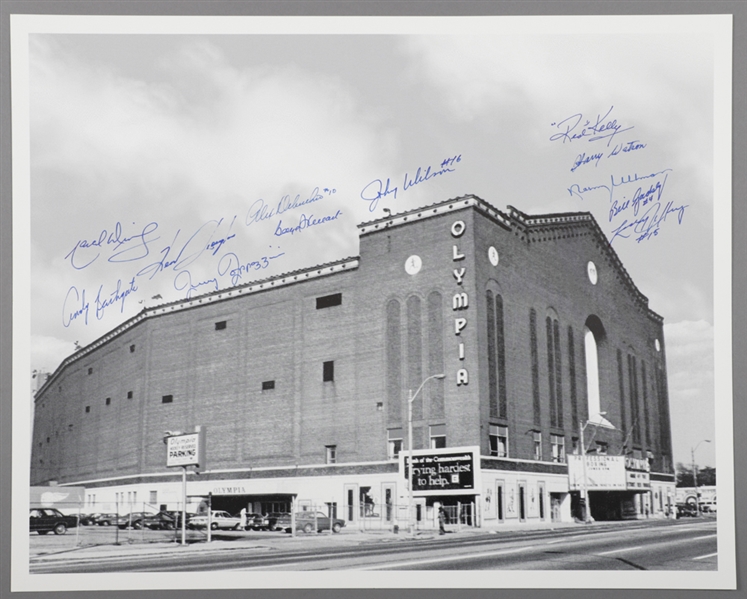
[676,462,716,487]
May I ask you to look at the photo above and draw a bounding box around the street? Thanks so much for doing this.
[29,518,717,573]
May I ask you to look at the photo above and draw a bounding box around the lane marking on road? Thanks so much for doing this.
[693,552,718,561]
[597,546,644,556]
[350,545,536,570]
[690,534,718,542]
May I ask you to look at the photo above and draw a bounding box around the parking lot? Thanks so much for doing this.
[29,521,293,556]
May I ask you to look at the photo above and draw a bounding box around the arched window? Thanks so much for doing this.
[584,315,612,427]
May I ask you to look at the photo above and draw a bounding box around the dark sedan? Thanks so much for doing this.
[274,511,345,533]
[29,508,78,535]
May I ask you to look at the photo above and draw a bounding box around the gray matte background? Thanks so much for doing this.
[1,1,744,598]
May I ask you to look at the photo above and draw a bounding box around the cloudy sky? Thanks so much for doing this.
[23,18,728,468]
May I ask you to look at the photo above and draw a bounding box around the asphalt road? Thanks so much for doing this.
[29,519,717,573]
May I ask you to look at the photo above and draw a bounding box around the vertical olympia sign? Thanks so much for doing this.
[452,220,469,386]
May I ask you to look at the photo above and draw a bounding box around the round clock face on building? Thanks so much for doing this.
[488,246,499,266]
[405,255,422,275]
[587,261,598,285]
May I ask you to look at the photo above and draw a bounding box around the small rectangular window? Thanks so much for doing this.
[85,406,90,413]
[105,397,111,406]
[316,293,342,309]
[127,391,133,399]
[215,321,227,330]
[429,424,446,449]
[262,380,275,391]
[489,425,509,458]
[88,367,93,375]
[130,344,136,353]
[149,490,158,504]
[551,434,565,463]
[323,361,334,382]
[325,445,337,464]
[162,395,173,404]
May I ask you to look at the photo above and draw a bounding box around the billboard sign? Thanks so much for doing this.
[400,446,480,495]
[166,432,202,468]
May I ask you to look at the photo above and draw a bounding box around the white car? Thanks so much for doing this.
[188,510,242,530]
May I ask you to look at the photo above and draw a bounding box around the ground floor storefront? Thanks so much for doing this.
[61,447,675,530]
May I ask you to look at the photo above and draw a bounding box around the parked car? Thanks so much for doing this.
[78,513,99,526]
[188,510,243,530]
[244,513,266,530]
[29,508,78,535]
[264,512,290,531]
[676,503,698,518]
[274,511,345,534]
[116,511,156,529]
[94,513,118,526]
[142,511,177,530]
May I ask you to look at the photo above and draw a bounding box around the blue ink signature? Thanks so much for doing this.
[217,249,286,286]
[610,201,688,244]
[173,270,219,299]
[246,187,331,227]
[94,277,138,321]
[550,107,633,147]
[63,277,139,327]
[360,178,398,213]
[568,168,672,205]
[62,286,90,327]
[274,210,343,237]
[136,218,231,281]
[361,155,461,212]
[608,139,646,157]
[570,152,604,173]
[64,222,160,270]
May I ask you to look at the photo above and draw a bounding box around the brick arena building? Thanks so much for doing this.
[30,195,676,527]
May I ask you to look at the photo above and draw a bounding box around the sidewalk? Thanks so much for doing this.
[29,518,668,565]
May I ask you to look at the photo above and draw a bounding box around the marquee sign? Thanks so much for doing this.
[568,454,651,491]
[401,446,480,495]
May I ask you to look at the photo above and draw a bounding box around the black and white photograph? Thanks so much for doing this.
[9,12,735,592]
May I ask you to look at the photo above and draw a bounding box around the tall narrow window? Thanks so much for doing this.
[584,327,601,419]
[407,296,423,420]
[387,429,403,460]
[323,361,334,382]
[427,291,444,420]
[568,327,579,427]
[325,445,337,464]
[533,431,542,460]
[617,349,628,445]
[530,309,541,426]
[386,300,402,426]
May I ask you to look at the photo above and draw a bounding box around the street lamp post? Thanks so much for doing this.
[579,412,615,524]
[408,373,445,536]
[691,439,711,516]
